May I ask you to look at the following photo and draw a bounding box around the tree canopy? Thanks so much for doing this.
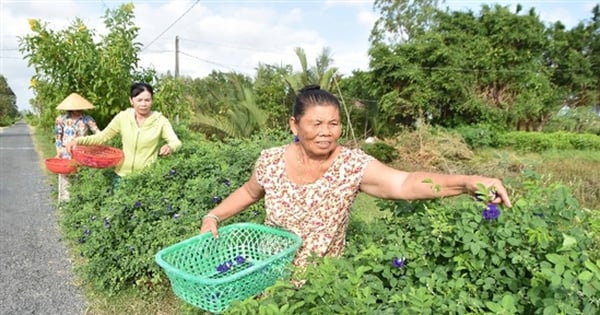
[18,1,600,138]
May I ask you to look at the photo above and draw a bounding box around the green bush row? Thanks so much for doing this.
[498,131,600,151]
[60,129,289,294]
[457,124,600,151]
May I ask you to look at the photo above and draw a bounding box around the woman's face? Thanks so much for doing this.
[130,90,153,117]
[290,103,342,156]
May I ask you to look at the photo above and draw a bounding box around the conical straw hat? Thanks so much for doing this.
[56,93,96,110]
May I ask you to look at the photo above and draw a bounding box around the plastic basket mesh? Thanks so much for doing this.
[72,145,123,168]
[155,223,302,314]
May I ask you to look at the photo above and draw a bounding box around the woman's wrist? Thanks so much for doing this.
[202,213,221,224]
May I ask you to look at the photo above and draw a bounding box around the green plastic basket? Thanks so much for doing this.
[155,223,302,314]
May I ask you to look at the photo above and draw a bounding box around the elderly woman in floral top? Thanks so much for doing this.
[200,85,513,272]
[54,93,100,202]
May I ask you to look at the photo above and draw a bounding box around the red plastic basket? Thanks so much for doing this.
[45,158,78,174]
[72,145,124,169]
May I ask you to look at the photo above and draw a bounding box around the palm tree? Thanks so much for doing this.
[285,47,339,93]
[191,74,267,138]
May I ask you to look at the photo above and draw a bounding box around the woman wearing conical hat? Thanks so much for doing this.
[54,93,101,202]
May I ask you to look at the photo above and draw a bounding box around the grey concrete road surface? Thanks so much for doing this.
[0,122,87,315]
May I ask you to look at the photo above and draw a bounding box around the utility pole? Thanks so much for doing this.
[175,36,180,78]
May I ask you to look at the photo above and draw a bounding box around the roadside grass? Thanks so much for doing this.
[81,288,181,315]
[29,124,600,314]
[31,125,59,196]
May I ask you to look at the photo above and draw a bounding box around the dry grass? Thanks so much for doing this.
[384,126,600,210]
[390,126,474,174]
[527,150,600,210]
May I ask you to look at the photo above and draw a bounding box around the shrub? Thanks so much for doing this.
[226,172,600,314]
[456,124,501,149]
[498,131,600,151]
[361,142,398,163]
[60,129,289,295]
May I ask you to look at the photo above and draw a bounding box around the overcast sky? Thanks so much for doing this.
[0,0,597,112]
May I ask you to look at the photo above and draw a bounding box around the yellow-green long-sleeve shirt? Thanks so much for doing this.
[76,108,182,177]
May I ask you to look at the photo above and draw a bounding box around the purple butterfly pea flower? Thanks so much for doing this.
[392,257,407,268]
[482,203,500,221]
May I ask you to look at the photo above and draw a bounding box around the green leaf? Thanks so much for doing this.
[546,253,567,265]
[485,301,502,313]
[501,294,517,311]
[559,233,577,251]
[578,271,593,282]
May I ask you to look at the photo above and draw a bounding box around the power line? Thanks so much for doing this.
[179,37,291,56]
[141,0,201,52]
[179,50,254,73]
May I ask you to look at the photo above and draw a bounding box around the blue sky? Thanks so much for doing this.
[0,0,597,111]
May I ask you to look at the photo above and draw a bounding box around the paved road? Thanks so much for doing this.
[0,122,87,315]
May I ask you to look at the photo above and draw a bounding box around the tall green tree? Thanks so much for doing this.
[589,5,600,105]
[152,74,193,124]
[369,4,561,132]
[18,3,156,130]
[253,63,294,129]
[0,75,19,125]
[370,0,444,44]
[338,70,382,137]
[547,4,600,108]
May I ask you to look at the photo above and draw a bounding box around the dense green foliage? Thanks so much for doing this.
[226,173,600,314]
[19,2,600,140]
[0,75,20,126]
[55,128,600,314]
[543,106,600,135]
[498,132,600,151]
[456,126,600,151]
[361,141,399,163]
[60,130,290,294]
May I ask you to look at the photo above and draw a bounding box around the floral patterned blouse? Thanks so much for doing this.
[254,144,375,268]
[55,112,100,159]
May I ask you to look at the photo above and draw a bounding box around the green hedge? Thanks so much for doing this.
[60,129,289,295]
[498,131,600,151]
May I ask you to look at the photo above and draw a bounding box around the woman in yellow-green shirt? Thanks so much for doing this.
[67,82,182,179]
